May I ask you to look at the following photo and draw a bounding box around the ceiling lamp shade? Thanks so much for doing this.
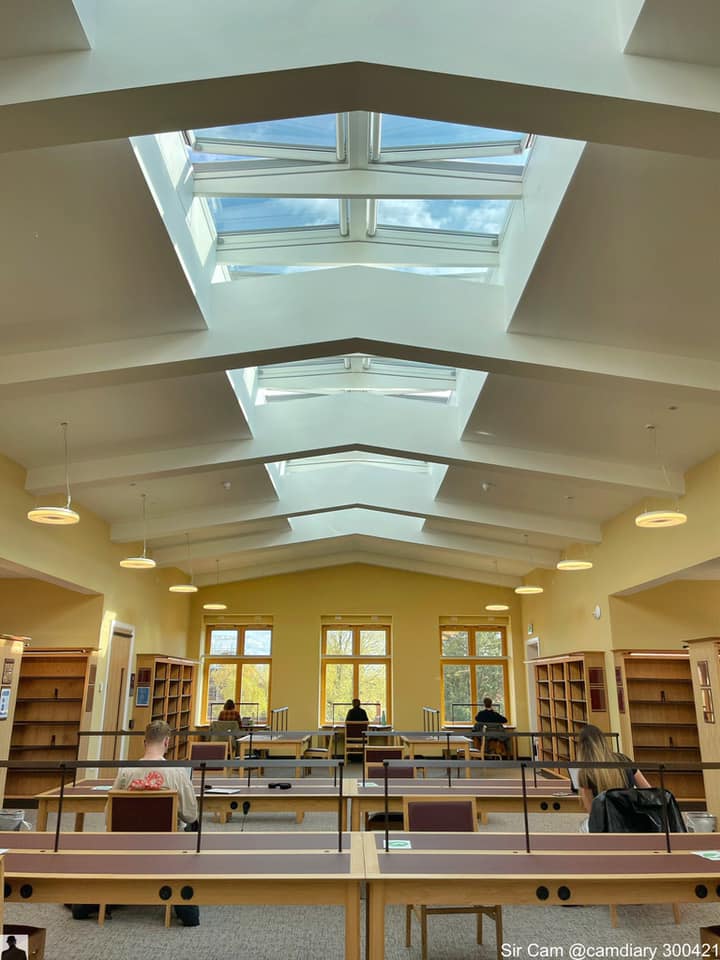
[634,509,687,528]
[485,603,510,612]
[556,559,593,571]
[203,559,228,611]
[169,533,198,593]
[514,585,543,595]
[28,422,79,525]
[120,493,156,569]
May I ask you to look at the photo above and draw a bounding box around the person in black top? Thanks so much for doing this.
[2,936,27,960]
[474,697,507,725]
[346,698,369,722]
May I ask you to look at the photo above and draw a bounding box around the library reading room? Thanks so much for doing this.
[3,3,720,959]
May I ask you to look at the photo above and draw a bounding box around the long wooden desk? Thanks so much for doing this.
[351,777,579,829]
[236,733,312,777]
[1,832,363,960]
[35,777,354,831]
[363,831,720,960]
[400,735,471,768]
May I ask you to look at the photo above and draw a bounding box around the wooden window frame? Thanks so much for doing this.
[202,625,273,723]
[439,625,510,726]
[320,624,392,725]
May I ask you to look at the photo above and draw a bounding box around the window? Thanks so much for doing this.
[440,625,509,725]
[320,625,391,724]
[202,625,272,723]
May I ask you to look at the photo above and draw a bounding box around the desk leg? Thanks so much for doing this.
[295,811,305,824]
[345,882,361,960]
[37,802,48,832]
[479,808,488,826]
[74,812,85,832]
[367,881,386,960]
[351,801,360,831]
[464,745,471,780]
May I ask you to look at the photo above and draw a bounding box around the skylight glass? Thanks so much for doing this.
[192,115,337,147]
[208,197,339,233]
[377,199,511,237]
[283,453,430,473]
[380,115,524,150]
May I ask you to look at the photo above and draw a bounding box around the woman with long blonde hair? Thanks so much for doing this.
[576,724,650,814]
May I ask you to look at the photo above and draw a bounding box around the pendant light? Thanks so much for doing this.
[514,534,543,595]
[203,559,228,611]
[120,493,156,569]
[556,497,594,569]
[635,424,686,528]
[28,422,80,525]
[169,533,198,593]
[485,603,510,612]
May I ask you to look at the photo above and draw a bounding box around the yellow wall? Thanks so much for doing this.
[610,580,720,651]
[0,453,191,661]
[189,563,527,731]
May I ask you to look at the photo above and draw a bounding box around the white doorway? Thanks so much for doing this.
[526,638,540,756]
[101,622,135,761]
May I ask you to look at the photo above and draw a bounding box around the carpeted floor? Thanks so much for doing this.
[5,766,719,959]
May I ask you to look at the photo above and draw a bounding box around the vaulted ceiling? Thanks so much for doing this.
[3,0,720,588]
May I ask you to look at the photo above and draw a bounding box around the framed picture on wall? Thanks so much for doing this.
[0,686,11,719]
[135,686,151,707]
[1,659,13,686]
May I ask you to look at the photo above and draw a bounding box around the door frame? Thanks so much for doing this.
[104,620,135,759]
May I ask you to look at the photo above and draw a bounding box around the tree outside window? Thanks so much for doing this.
[440,626,508,724]
[203,626,272,722]
[321,625,391,724]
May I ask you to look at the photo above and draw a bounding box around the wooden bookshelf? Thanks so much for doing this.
[614,650,703,802]
[6,649,97,798]
[130,655,198,760]
[533,652,610,764]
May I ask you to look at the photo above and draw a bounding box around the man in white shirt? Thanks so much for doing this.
[113,719,198,827]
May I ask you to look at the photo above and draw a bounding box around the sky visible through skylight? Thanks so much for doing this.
[191,113,529,254]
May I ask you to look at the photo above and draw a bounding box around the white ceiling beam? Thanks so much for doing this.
[112,466,600,542]
[3,4,720,156]
[194,168,523,200]
[4,268,720,402]
[151,510,559,567]
[194,549,522,588]
[27,393,684,495]
[215,239,499,268]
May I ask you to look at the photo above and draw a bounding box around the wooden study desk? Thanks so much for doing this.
[236,733,312,778]
[351,777,579,829]
[363,831,720,960]
[35,777,354,831]
[2,832,363,960]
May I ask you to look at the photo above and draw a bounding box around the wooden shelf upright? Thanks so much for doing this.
[6,649,97,798]
[533,652,610,764]
[614,650,703,802]
[130,655,198,760]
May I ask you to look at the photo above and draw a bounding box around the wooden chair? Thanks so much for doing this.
[103,790,178,926]
[190,740,230,776]
[303,730,335,776]
[364,745,405,777]
[365,762,415,829]
[403,796,502,960]
[344,720,368,763]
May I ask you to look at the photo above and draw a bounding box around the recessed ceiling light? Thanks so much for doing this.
[514,585,543,595]
[635,509,687,528]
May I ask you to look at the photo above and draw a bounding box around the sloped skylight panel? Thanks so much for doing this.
[380,115,524,150]
[192,115,337,147]
[209,197,339,233]
[377,199,511,237]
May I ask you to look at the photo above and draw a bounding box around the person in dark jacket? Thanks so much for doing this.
[346,698,369,722]
[474,697,507,725]
[2,935,27,960]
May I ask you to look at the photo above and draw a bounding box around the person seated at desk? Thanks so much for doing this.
[218,698,241,722]
[576,723,650,830]
[71,720,200,926]
[472,698,510,757]
[346,698,369,722]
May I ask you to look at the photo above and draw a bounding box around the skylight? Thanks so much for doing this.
[281,452,430,474]
[252,355,456,404]
[187,112,532,275]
